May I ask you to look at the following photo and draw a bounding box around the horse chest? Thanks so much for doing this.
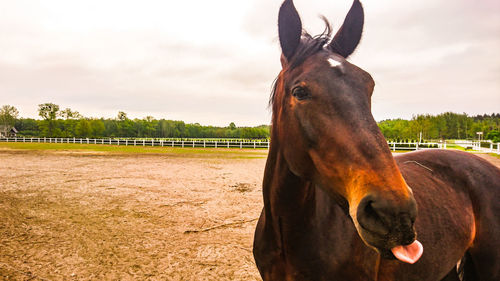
[254,212,379,281]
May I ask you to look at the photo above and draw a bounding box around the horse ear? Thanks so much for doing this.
[278,0,302,62]
[328,0,364,58]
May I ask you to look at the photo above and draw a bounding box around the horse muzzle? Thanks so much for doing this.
[354,192,423,264]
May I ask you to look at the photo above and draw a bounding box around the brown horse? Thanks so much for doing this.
[253,0,500,280]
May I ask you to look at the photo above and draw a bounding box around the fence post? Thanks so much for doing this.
[182,141,184,148]
[227,141,229,148]
[193,141,195,148]
[203,140,206,148]
[490,143,493,152]
[152,139,154,147]
[143,140,145,146]
[240,141,242,149]
[172,141,174,147]
[253,141,256,149]
[444,141,447,149]
[134,139,136,146]
[215,141,217,148]
[392,142,395,151]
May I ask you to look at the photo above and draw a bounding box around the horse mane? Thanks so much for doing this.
[269,17,333,107]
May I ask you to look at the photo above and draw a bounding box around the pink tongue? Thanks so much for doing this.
[391,240,423,264]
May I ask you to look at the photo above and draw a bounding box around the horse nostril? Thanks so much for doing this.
[356,195,390,235]
[356,193,418,237]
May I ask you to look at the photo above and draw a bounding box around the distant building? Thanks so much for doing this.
[0,125,18,137]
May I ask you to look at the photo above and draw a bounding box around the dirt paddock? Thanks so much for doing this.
[0,148,499,280]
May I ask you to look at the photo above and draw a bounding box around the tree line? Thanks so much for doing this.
[378,112,500,142]
[2,103,270,139]
[1,104,499,142]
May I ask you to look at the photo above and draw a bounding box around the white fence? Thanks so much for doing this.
[0,137,270,149]
[0,137,441,151]
[387,141,442,152]
[454,140,500,154]
[1,137,498,154]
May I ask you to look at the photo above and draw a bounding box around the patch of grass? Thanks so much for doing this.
[486,153,500,159]
[444,144,467,151]
[0,142,268,159]
[391,150,414,153]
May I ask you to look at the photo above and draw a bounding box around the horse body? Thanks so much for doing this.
[255,149,500,280]
[253,1,500,280]
[394,150,500,280]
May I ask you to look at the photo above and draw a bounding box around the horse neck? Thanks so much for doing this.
[262,140,316,221]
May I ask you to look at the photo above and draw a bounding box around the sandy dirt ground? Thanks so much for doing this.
[0,149,266,280]
[0,149,499,280]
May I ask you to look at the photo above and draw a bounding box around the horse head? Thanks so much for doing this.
[273,0,423,264]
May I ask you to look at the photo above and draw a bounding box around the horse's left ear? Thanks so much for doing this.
[278,0,302,63]
[328,0,364,58]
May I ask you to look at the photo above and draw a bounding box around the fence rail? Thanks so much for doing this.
[387,141,442,151]
[1,137,498,154]
[454,140,500,154]
[0,137,270,149]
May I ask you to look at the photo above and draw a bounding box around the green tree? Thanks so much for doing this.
[15,118,39,136]
[38,103,60,137]
[117,111,128,121]
[60,108,82,120]
[75,119,92,137]
[119,119,136,137]
[0,105,19,136]
[104,120,118,137]
[142,116,156,137]
[90,119,105,137]
[38,103,59,120]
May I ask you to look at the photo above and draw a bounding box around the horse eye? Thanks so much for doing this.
[292,87,310,100]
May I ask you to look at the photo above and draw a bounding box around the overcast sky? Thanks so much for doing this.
[1,0,499,126]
